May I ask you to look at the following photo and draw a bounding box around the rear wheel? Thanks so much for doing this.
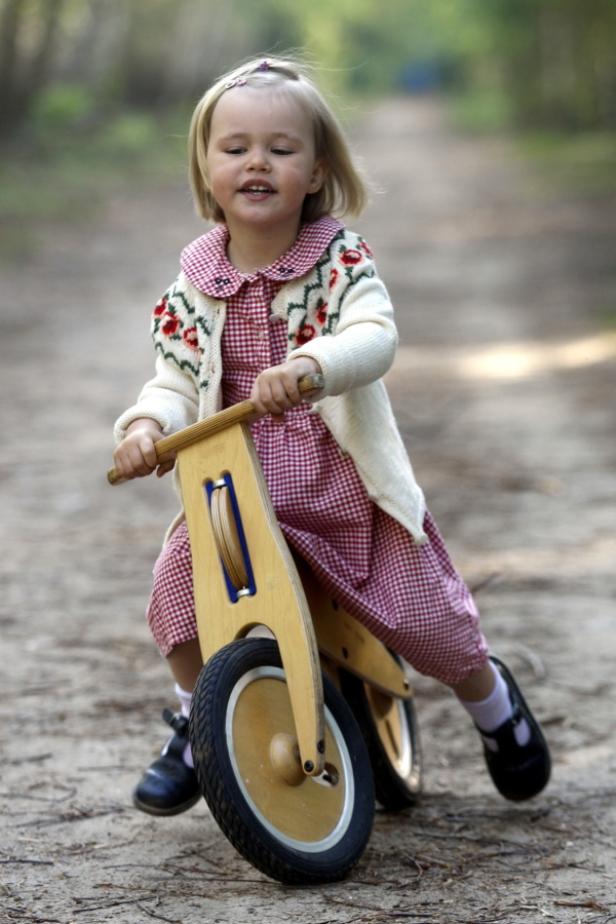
[190,638,375,884]
[340,664,422,811]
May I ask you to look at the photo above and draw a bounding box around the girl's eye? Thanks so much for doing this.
[226,147,246,155]
[272,148,293,156]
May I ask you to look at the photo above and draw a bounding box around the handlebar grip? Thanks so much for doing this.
[107,372,324,486]
[297,372,324,395]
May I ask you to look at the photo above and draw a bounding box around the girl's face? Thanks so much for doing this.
[206,86,325,240]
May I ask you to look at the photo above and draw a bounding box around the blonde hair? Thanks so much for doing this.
[188,56,367,224]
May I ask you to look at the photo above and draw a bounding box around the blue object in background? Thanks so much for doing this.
[398,59,445,93]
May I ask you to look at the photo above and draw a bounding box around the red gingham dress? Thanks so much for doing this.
[146,218,488,684]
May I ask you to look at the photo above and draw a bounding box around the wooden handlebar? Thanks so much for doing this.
[107,372,324,485]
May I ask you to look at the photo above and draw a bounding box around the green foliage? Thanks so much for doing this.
[452,0,616,132]
[600,305,616,330]
[97,112,160,155]
[0,105,189,248]
[30,82,94,130]
[517,131,616,197]
[2,0,615,137]
[448,88,514,134]
[2,0,616,250]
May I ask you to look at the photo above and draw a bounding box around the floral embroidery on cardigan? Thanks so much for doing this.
[285,230,377,347]
[151,283,204,378]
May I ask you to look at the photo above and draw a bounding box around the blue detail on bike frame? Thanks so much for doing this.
[205,474,256,603]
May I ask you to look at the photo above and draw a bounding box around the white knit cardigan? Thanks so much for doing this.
[114,228,427,544]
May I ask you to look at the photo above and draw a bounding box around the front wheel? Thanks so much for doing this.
[190,638,375,884]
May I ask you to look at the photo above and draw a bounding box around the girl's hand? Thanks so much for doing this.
[251,357,322,423]
[113,418,176,480]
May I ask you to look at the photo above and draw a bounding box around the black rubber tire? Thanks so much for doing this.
[190,638,375,884]
[340,663,422,811]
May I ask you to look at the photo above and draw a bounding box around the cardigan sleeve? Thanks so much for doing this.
[113,277,200,443]
[290,263,398,397]
[113,354,199,442]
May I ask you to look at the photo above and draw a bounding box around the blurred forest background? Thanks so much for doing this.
[1,0,615,243]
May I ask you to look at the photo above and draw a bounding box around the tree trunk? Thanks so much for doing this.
[24,0,64,100]
[0,0,25,129]
[0,0,65,134]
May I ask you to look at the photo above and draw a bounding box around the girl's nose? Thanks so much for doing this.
[247,148,271,171]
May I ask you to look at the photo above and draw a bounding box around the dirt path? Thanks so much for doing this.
[2,97,616,924]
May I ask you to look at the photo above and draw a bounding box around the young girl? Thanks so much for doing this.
[113,56,550,815]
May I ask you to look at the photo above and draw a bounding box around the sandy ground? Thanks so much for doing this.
[2,97,616,924]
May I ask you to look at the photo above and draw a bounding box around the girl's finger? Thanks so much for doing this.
[156,460,175,477]
[256,381,280,414]
[157,448,176,467]
[127,447,155,477]
[139,438,159,468]
[267,381,290,413]
[279,371,301,404]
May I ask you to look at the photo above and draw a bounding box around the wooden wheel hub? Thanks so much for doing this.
[269,733,304,786]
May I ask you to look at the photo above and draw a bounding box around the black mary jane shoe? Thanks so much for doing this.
[132,709,201,816]
[479,656,551,802]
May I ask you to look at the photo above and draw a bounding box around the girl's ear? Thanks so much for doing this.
[308,160,326,193]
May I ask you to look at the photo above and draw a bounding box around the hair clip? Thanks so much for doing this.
[224,77,247,90]
[257,59,271,72]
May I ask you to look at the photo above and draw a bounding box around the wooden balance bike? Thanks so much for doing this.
[108,374,422,884]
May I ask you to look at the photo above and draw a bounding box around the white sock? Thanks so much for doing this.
[174,683,194,768]
[458,662,531,748]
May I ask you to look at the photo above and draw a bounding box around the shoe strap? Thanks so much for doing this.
[480,700,523,750]
[162,708,189,737]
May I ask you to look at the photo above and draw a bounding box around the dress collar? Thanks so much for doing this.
[180,215,343,298]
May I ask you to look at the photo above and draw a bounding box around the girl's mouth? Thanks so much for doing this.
[239,183,275,200]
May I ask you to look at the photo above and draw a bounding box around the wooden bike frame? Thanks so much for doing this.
[109,375,412,777]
